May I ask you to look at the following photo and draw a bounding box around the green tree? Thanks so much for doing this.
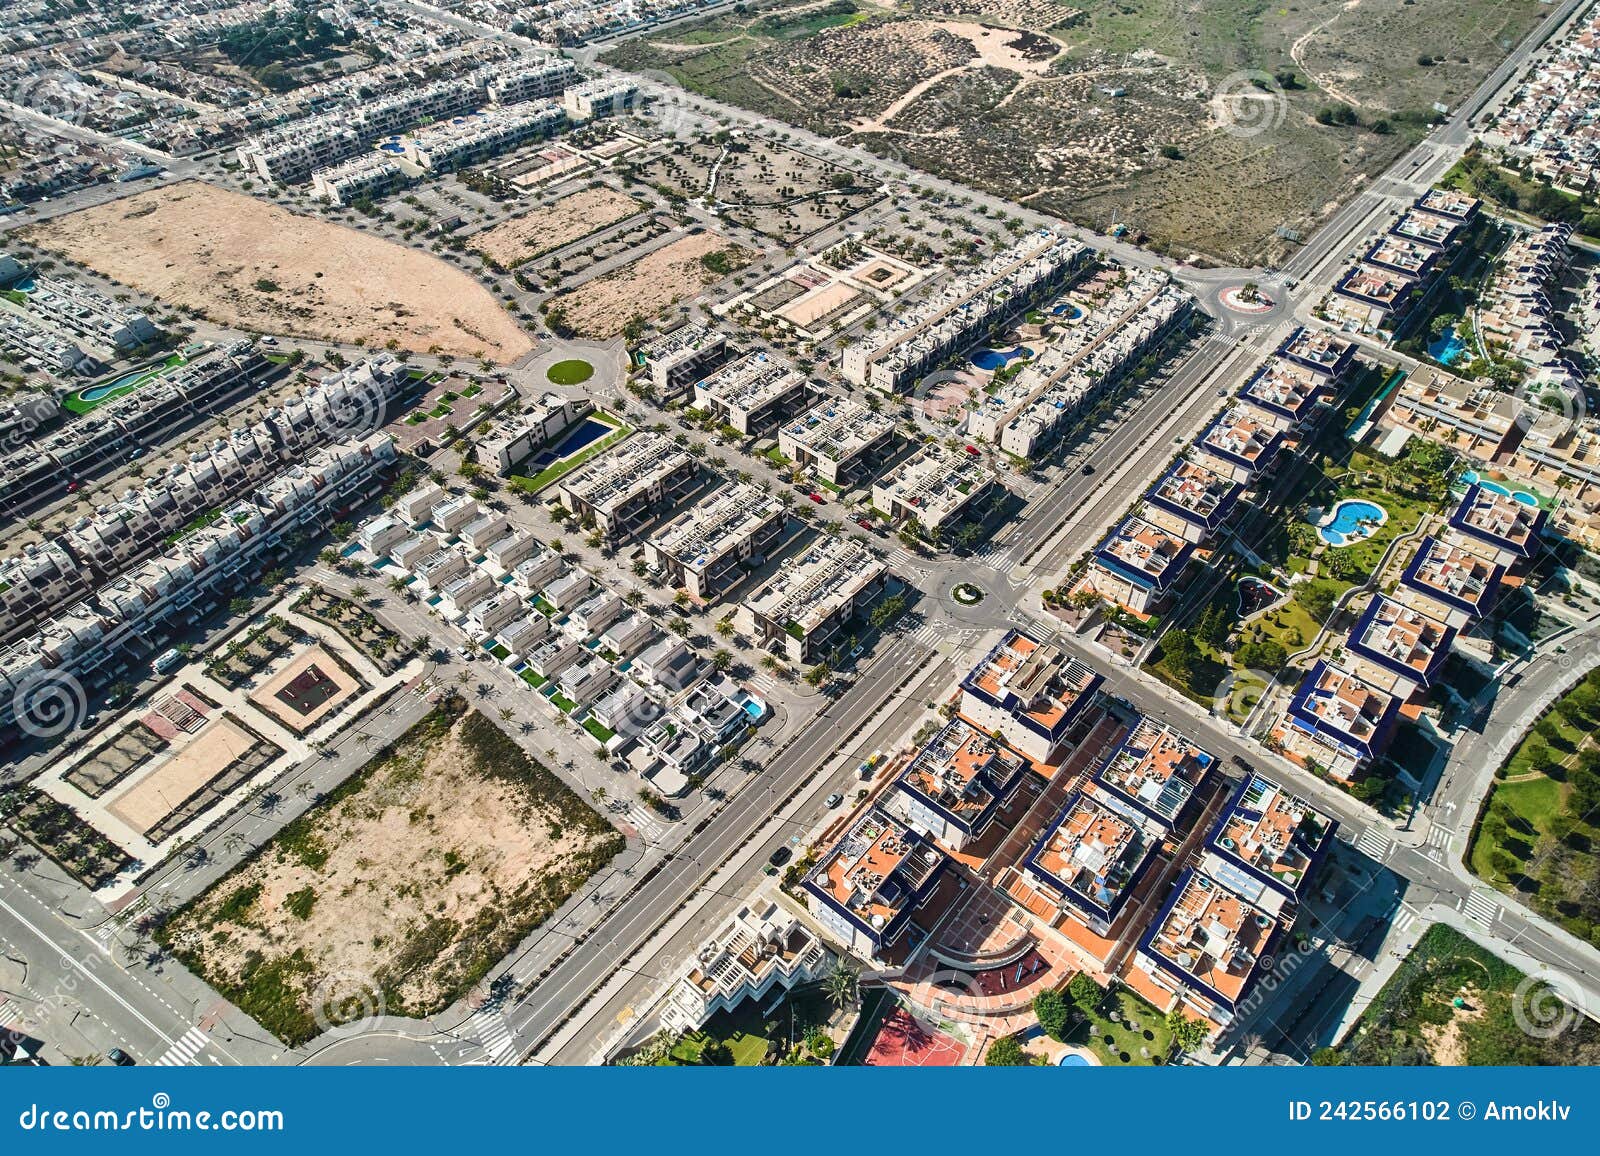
[1068,972,1102,1012]
[1033,989,1073,1042]
[1167,1009,1211,1055]
[984,1035,1034,1066]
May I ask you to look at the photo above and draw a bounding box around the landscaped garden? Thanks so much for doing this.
[0,787,133,889]
[1321,923,1600,1065]
[1032,975,1186,1066]
[1468,667,1600,950]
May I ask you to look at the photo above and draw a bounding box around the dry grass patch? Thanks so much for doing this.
[26,181,532,362]
[471,186,644,267]
[553,232,752,337]
[158,696,622,1045]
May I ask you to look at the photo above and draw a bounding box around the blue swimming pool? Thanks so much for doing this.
[741,696,766,721]
[1461,470,1540,507]
[1318,499,1388,547]
[1051,303,1083,320]
[379,141,405,154]
[528,418,617,467]
[1058,1054,1090,1067]
[1427,326,1468,366]
[971,346,1033,371]
[76,368,152,403]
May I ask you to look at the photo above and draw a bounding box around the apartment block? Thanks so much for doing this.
[840,230,1089,392]
[0,435,397,731]
[801,806,949,962]
[958,630,1104,765]
[1195,402,1291,484]
[1344,595,1457,695]
[741,536,887,665]
[887,717,1030,852]
[1086,514,1196,615]
[309,153,408,205]
[691,350,808,436]
[1024,786,1163,937]
[1278,327,1366,383]
[645,481,786,601]
[638,323,730,401]
[485,59,579,106]
[404,101,566,172]
[1398,534,1506,627]
[1447,483,1548,564]
[563,78,639,120]
[1237,357,1331,426]
[659,894,831,1035]
[476,393,591,476]
[1281,660,1402,779]
[1143,455,1246,545]
[557,431,699,538]
[1093,717,1216,833]
[1134,868,1284,1026]
[1384,365,1522,461]
[777,396,897,486]
[871,441,997,542]
[1201,773,1338,914]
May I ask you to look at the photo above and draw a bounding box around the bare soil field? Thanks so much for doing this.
[552,231,753,337]
[470,185,645,268]
[158,698,622,1045]
[606,0,1551,264]
[25,181,532,362]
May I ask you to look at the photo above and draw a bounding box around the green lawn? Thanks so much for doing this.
[64,353,186,414]
[1467,671,1600,949]
[518,669,547,688]
[510,422,632,493]
[547,358,595,386]
[582,718,615,743]
[1064,989,1173,1066]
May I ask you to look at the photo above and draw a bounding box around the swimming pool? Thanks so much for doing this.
[528,418,617,467]
[1317,499,1388,547]
[741,696,767,721]
[1461,470,1540,507]
[1058,1053,1090,1067]
[1426,326,1468,366]
[1051,302,1083,320]
[971,346,1033,371]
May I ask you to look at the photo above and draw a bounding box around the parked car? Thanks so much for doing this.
[1080,463,1095,475]
[825,792,844,808]
[768,846,792,868]
[107,1048,136,1066]
[807,492,825,504]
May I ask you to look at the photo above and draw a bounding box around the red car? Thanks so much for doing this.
[856,517,874,530]
[808,492,824,504]
[965,445,980,455]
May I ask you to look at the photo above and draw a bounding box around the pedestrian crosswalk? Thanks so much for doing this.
[154,1027,208,1067]
[1426,824,1453,850]
[749,671,778,693]
[1355,827,1391,862]
[1462,891,1500,928]
[466,1009,519,1066]
[908,623,942,647]
[1392,907,1417,935]
[620,804,666,841]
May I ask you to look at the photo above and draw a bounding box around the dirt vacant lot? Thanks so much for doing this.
[471,185,645,268]
[552,231,752,338]
[606,0,1551,263]
[26,181,533,362]
[158,698,622,1044]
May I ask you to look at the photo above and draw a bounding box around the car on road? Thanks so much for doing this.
[66,481,80,493]
[807,492,825,504]
[107,1048,136,1066]
[825,792,844,808]
[1080,463,1094,475]
[768,846,792,868]
[1216,389,1228,397]
[856,517,874,531]
[964,445,980,455]
[456,646,475,662]
[1230,754,1255,774]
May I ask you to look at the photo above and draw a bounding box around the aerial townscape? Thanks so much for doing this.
[7,0,1600,1077]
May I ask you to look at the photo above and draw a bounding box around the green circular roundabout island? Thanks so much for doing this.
[546,358,595,386]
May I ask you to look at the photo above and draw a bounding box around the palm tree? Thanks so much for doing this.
[823,963,860,1009]
[498,707,514,723]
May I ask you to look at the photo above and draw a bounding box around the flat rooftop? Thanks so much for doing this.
[1095,717,1214,827]
[896,716,1024,826]
[1143,869,1279,1006]
[745,535,885,635]
[805,807,941,930]
[648,480,784,571]
[962,630,1102,739]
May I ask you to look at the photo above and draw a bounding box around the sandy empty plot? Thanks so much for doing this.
[159,700,623,1045]
[25,181,532,362]
[780,280,863,327]
[472,186,644,267]
[558,232,749,338]
[108,717,263,836]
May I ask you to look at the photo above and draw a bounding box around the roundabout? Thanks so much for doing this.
[546,358,595,386]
